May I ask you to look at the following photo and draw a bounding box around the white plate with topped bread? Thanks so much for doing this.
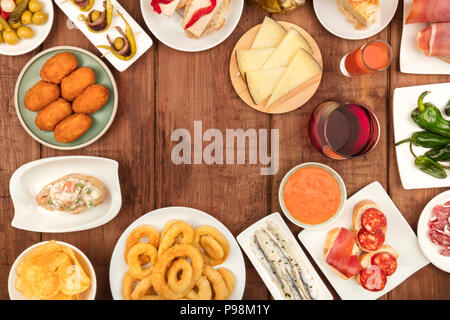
[140,0,243,52]
[313,0,398,40]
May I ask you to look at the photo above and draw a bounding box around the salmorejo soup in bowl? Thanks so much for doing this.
[279,163,346,229]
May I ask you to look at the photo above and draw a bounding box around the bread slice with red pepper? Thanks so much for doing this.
[182,0,230,38]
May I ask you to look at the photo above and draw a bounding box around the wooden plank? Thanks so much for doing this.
[388,7,450,300]
[37,2,155,300]
[154,2,269,300]
[271,2,390,300]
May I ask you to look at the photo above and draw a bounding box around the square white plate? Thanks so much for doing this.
[400,0,450,74]
[237,212,333,300]
[299,181,429,300]
[393,82,450,190]
[55,0,152,72]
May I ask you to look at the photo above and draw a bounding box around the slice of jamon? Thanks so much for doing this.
[429,229,450,247]
[440,247,450,257]
[417,23,450,59]
[406,0,450,24]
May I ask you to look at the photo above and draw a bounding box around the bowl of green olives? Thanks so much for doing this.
[0,0,53,56]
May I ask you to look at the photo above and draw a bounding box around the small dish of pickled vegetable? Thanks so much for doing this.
[0,0,53,56]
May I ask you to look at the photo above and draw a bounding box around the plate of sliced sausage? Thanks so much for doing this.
[418,190,450,273]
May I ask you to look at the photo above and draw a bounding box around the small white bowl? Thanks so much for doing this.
[8,241,97,300]
[279,162,347,229]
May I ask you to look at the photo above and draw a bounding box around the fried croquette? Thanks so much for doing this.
[40,52,79,84]
[35,98,73,131]
[54,113,92,143]
[24,80,60,112]
[72,84,109,114]
[61,67,96,101]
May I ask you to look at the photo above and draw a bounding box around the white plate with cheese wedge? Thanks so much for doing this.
[313,0,398,40]
[230,17,323,114]
[140,0,244,52]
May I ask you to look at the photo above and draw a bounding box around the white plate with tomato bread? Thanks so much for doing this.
[400,0,450,74]
[299,181,429,300]
[140,0,243,52]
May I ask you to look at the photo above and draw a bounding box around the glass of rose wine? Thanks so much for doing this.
[309,101,381,160]
[340,40,393,77]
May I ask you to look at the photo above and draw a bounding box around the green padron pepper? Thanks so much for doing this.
[71,0,95,12]
[97,11,136,61]
[410,142,448,179]
[395,131,450,149]
[79,0,113,33]
[411,91,450,137]
[445,99,450,117]
[425,146,450,162]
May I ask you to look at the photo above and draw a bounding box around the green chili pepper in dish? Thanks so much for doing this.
[79,0,113,33]
[71,0,95,11]
[97,11,136,61]
[395,131,450,149]
[8,0,30,26]
[410,142,448,179]
[445,100,450,117]
[411,91,450,137]
[425,146,450,162]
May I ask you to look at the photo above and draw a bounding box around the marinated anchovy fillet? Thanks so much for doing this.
[252,221,318,300]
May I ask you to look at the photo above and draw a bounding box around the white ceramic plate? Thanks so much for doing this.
[0,0,54,56]
[299,181,429,300]
[10,156,122,233]
[400,0,450,75]
[109,207,246,300]
[417,190,450,273]
[54,0,152,72]
[237,212,333,300]
[8,241,97,300]
[140,0,244,52]
[313,0,398,40]
[393,83,450,190]
[278,163,347,230]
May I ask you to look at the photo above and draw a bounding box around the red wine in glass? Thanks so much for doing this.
[309,101,380,160]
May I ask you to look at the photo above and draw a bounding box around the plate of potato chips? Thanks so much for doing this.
[14,46,118,150]
[8,240,96,300]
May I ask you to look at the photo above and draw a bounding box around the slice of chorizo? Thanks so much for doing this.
[361,208,387,234]
[371,252,398,276]
[357,229,385,252]
[360,266,387,292]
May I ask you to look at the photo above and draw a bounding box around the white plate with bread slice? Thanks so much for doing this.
[230,17,323,114]
[313,0,398,40]
[140,0,243,52]
[299,181,429,300]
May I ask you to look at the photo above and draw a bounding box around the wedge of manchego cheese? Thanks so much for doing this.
[251,16,286,49]
[236,47,275,79]
[246,67,286,105]
[266,48,322,107]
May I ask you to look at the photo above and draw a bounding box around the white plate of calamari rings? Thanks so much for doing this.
[109,207,246,300]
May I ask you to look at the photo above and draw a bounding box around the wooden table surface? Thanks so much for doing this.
[1,1,449,300]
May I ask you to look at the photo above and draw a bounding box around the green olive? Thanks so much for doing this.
[90,10,102,22]
[21,10,33,25]
[17,26,34,39]
[28,0,43,13]
[3,30,19,45]
[31,11,48,25]
[113,37,125,51]
[10,21,22,29]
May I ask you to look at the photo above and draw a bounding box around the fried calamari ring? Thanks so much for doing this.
[158,221,194,257]
[218,267,235,299]
[131,276,163,300]
[160,219,183,241]
[167,258,193,294]
[122,271,139,300]
[127,243,157,280]
[194,226,230,266]
[125,225,160,264]
[202,265,229,300]
[185,276,212,300]
[151,244,203,300]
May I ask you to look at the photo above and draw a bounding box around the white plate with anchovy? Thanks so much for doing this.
[237,212,333,300]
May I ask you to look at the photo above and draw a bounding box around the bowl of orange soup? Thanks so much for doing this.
[279,163,346,229]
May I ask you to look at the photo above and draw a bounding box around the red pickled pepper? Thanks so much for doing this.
[184,0,216,29]
[151,0,175,14]
[1,0,16,19]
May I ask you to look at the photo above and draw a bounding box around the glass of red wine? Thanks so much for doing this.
[309,101,380,160]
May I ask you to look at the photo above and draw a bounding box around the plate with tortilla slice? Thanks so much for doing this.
[140,0,243,52]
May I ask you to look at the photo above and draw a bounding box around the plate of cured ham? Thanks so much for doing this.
[299,181,429,300]
[400,0,450,74]
[140,0,243,52]
[418,190,450,273]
